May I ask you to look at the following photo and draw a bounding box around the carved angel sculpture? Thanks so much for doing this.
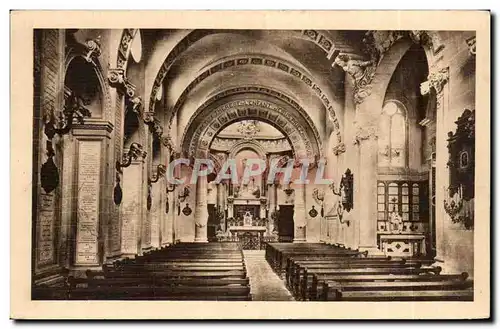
[334,54,373,84]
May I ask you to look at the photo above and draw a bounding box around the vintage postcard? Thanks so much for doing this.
[10,10,490,319]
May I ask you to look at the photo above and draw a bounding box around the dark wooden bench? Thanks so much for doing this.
[63,242,252,301]
[320,279,473,301]
[309,272,469,301]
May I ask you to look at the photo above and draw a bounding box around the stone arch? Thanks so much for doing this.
[182,87,323,156]
[64,49,112,121]
[228,139,268,160]
[115,29,140,70]
[145,30,343,133]
[181,97,322,161]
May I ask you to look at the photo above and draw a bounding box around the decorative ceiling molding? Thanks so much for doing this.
[301,30,339,60]
[167,56,341,140]
[181,98,322,160]
[182,86,326,148]
[211,137,292,153]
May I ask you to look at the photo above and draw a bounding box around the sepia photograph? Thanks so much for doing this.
[10,10,490,319]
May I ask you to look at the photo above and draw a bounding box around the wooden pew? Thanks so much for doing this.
[289,260,413,296]
[64,242,252,301]
[309,272,469,301]
[67,284,251,300]
[300,267,442,301]
[320,279,474,301]
[286,257,403,290]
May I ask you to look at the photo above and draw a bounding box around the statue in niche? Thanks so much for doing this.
[243,211,253,226]
[389,207,404,234]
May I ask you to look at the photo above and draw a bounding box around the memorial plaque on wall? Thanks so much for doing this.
[37,192,56,266]
[75,140,101,265]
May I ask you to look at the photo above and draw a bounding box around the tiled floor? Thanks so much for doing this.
[243,250,295,301]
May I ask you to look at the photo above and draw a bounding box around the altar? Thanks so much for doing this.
[226,210,268,250]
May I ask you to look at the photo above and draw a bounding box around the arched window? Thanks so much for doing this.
[378,101,407,168]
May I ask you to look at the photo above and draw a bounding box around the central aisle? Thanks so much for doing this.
[243,250,295,301]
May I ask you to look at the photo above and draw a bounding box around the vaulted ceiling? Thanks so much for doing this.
[139,29,368,147]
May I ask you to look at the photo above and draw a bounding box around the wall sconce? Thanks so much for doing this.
[148,164,167,185]
[146,164,166,211]
[283,184,294,196]
[44,88,92,139]
[116,142,144,174]
[40,89,91,194]
[312,188,325,218]
[329,168,354,226]
[178,186,190,203]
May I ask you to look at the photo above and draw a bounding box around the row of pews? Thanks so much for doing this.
[33,242,251,301]
[265,242,474,301]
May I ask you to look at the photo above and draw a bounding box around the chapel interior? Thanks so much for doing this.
[32,29,476,301]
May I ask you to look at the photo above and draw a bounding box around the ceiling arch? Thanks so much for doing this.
[181,94,322,160]
[140,29,347,115]
[181,85,323,150]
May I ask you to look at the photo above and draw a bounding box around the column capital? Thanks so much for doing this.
[420,66,449,95]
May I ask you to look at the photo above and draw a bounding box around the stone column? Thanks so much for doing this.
[267,184,277,235]
[194,173,209,242]
[354,127,381,254]
[421,67,449,264]
[121,152,146,257]
[293,185,307,242]
[323,142,345,243]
